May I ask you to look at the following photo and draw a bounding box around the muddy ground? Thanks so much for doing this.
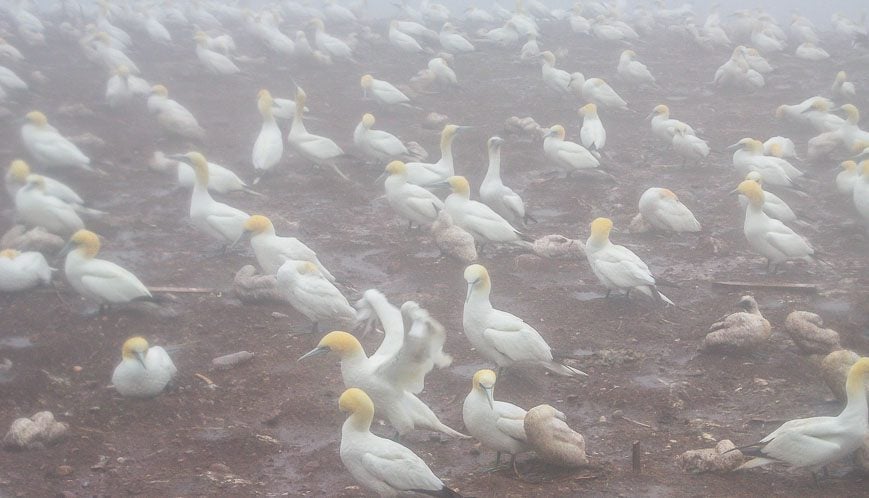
[1,18,868,497]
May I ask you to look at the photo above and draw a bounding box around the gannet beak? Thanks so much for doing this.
[729,188,740,195]
[726,142,742,151]
[644,111,654,120]
[427,180,451,190]
[456,125,473,133]
[374,171,388,184]
[465,281,475,304]
[230,230,250,249]
[135,351,147,369]
[298,346,329,361]
[57,240,74,259]
[483,386,494,410]
[168,153,192,164]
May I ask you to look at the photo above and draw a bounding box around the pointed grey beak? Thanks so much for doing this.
[230,230,250,249]
[57,240,75,259]
[726,142,742,151]
[483,385,494,409]
[374,170,388,184]
[168,154,192,164]
[135,351,147,369]
[298,346,329,361]
[427,180,451,189]
[455,125,473,133]
[729,188,740,195]
[644,111,655,120]
[465,281,476,304]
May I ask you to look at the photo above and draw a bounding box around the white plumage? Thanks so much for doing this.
[353,114,408,163]
[276,260,354,333]
[383,161,443,228]
[147,86,205,140]
[439,22,475,52]
[242,215,334,280]
[543,125,600,173]
[479,137,527,228]
[182,152,248,246]
[463,369,529,465]
[617,50,655,86]
[15,175,84,236]
[445,176,528,249]
[738,172,800,224]
[20,111,92,171]
[360,74,412,107]
[63,230,152,305]
[404,124,463,186]
[578,103,606,152]
[252,90,283,178]
[111,337,177,398]
[0,250,52,292]
[194,32,240,74]
[638,188,701,233]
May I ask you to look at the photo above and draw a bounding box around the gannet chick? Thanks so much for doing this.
[524,404,589,468]
[194,32,240,74]
[439,22,475,52]
[584,218,673,304]
[831,71,856,100]
[389,20,425,53]
[62,229,153,309]
[479,136,529,228]
[178,151,249,248]
[252,89,283,180]
[444,176,532,252]
[299,329,467,438]
[239,215,334,280]
[784,311,841,355]
[105,65,149,107]
[702,296,771,351]
[147,85,205,141]
[735,180,814,273]
[737,358,869,473]
[578,104,605,153]
[836,160,858,195]
[739,172,800,224]
[648,105,695,144]
[582,78,628,111]
[383,160,443,229]
[463,264,586,376]
[538,51,573,96]
[360,74,412,108]
[0,249,52,292]
[15,175,84,236]
[276,261,353,334]
[543,125,600,175]
[617,50,655,87]
[431,209,477,263]
[463,369,530,472]
[672,124,709,165]
[20,111,92,171]
[287,86,347,180]
[354,114,409,163]
[637,188,701,233]
[337,388,463,497]
[795,42,829,60]
[404,124,466,186]
[854,161,869,228]
[111,337,177,398]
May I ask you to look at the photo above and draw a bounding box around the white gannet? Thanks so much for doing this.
[479,137,528,228]
[836,160,858,195]
[404,124,465,186]
[252,89,283,181]
[276,260,354,334]
[105,65,150,107]
[147,85,206,141]
[480,21,519,47]
[463,264,586,376]
[360,74,412,108]
[393,20,439,42]
[337,388,462,496]
[15,175,85,236]
[832,71,856,101]
[354,113,409,163]
[90,32,139,73]
[543,125,600,175]
[0,37,24,61]
[734,180,814,273]
[151,152,258,195]
[637,188,701,233]
[389,20,425,53]
[763,136,801,160]
[463,369,529,472]
[177,152,249,248]
[519,34,539,61]
[239,215,334,280]
[111,337,177,398]
[308,18,354,61]
[383,160,444,229]
[578,103,605,153]
[582,78,628,111]
[737,358,869,473]
[730,138,803,188]
[584,218,674,304]
[6,159,82,205]
[739,172,800,224]
[671,124,709,165]
[854,162,869,228]
[539,51,573,96]
[0,64,27,91]
[439,22,475,52]
[648,105,695,143]
[428,56,458,89]
[702,295,771,351]
[444,176,531,252]
[194,31,240,74]
[795,42,829,61]
[617,50,655,87]
[142,11,172,44]
[62,229,153,309]
[20,111,93,172]
[0,249,52,292]
[802,99,846,133]
[287,86,347,179]
[837,104,869,151]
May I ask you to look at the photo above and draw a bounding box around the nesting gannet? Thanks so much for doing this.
[105,65,149,107]
[784,311,841,355]
[463,369,529,471]
[300,320,466,438]
[737,358,869,473]
[617,50,655,87]
[20,111,92,172]
[15,175,85,236]
[142,11,172,44]
[337,388,462,497]
[734,180,814,273]
[276,260,354,334]
[538,51,573,96]
[671,124,709,165]
[383,160,443,229]
[90,32,139,73]
[111,337,177,398]
[287,86,347,179]
[637,188,701,233]
[389,20,425,53]
[739,172,800,224]
[6,159,82,205]
[581,78,628,111]
[239,215,334,280]
[832,71,856,101]
[519,34,539,61]
[177,152,248,248]
[479,137,529,228]
[836,160,858,195]
[543,125,600,175]
[309,18,354,61]
[194,32,240,74]
[62,229,153,308]
[354,114,409,163]
[480,21,519,47]
[802,99,846,133]
[730,138,803,188]
[837,104,869,151]
[854,162,869,228]
[0,249,52,292]
[584,218,673,304]
[463,264,586,376]
[439,22,474,52]
[702,296,771,351]
[795,42,829,61]
[360,74,412,108]
[428,56,458,89]
[763,136,801,160]
[444,176,531,252]
[431,209,477,263]
[147,85,206,141]
[394,20,439,42]
[404,124,465,186]
[648,105,695,143]
[0,64,27,91]
[252,89,283,180]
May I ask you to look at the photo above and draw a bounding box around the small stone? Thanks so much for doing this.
[55,465,73,477]
[270,312,289,319]
[72,366,82,373]
[209,463,230,474]
[753,378,768,387]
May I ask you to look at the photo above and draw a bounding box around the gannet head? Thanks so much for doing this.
[8,159,30,182]
[115,64,130,77]
[180,151,209,185]
[67,229,101,258]
[298,331,363,360]
[308,18,325,31]
[26,174,47,191]
[297,261,319,275]
[25,111,48,127]
[745,171,763,184]
[835,70,847,83]
[360,74,374,89]
[121,336,149,368]
[385,160,406,176]
[809,99,829,112]
[294,86,307,107]
[447,175,470,196]
[736,295,759,313]
[736,179,764,206]
[840,104,859,125]
[650,104,669,120]
[472,369,497,409]
[487,136,504,150]
[546,124,566,140]
[338,387,375,429]
[622,49,636,59]
[841,160,857,173]
[774,105,786,119]
[845,357,869,398]
[0,249,20,259]
[767,143,784,158]
[861,160,869,177]
[579,103,598,117]
[589,217,613,243]
[587,77,605,87]
[658,188,677,200]
[361,113,375,129]
[243,215,274,234]
[257,89,273,115]
[151,84,168,97]
[539,50,556,65]
[96,32,112,44]
[463,264,490,302]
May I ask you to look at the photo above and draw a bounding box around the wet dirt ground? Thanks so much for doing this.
[1,20,868,497]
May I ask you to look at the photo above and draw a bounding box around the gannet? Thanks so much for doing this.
[578,103,606,153]
[763,137,800,160]
[389,20,425,53]
[444,176,531,252]
[543,125,600,175]
[151,151,258,195]
[480,21,519,47]
[702,295,771,351]
[739,172,800,224]
[308,18,354,61]
[238,215,334,280]
[147,85,206,140]
[832,71,856,100]
[519,34,539,61]
[111,337,177,398]
[438,22,474,52]
[836,160,858,195]
[617,50,655,87]
[463,264,586,376]
[276,260,354,334]
[637,188,701,233]
[324,0,357,23]
[252,89,283,180]
[837,104,869,151]
[20,111,92,171]
[197,31,236,55]
[404,124,465,186]
[0,37,24,61]
[730,138,804,188]
[62,229,153,308]
[479,137,528,228]
[0,249,52,292]
[854,162,869,228]
[354,114,409,163]
[803,99,846,133]
[795,42,829,61]
[671,124,709,165]
[751,24,785,54]
[538,51,573,96]
[337,388,462,497]
[6,159,82,205]
[465,6,496,23]
[734,180,814,273]
[177,152,248,248]
[0,64,27,91]
[790,15,819,44]
[463,369,529,472]
[582,78,628,110]
[360,74,412,108]
[105,65,149,107]
[15,175,85,236]
[287,86,347,179]
[383,160,443,229]
[142,11,172,44]
[775,97,830,125]
[737,358,869,473]
[648,105,696,143]
[584,218,673,304]
[428,56,458,88]
[193,31,239,74]
[90,32,139,73]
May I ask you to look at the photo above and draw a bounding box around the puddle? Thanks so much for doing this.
[813,298,852,317]
[632,374,670,389]
[573,291,603,302]
[193,427,233,442]
[0,336,33,350]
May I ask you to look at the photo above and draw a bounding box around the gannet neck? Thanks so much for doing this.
[484,143,502,184]
[440,132,456,170]
[588,217,613,247]
[342,404,374,432]
[339,387,375,432]
[842,358,869,418]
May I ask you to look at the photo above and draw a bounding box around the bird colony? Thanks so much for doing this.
[0,1,868,496]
